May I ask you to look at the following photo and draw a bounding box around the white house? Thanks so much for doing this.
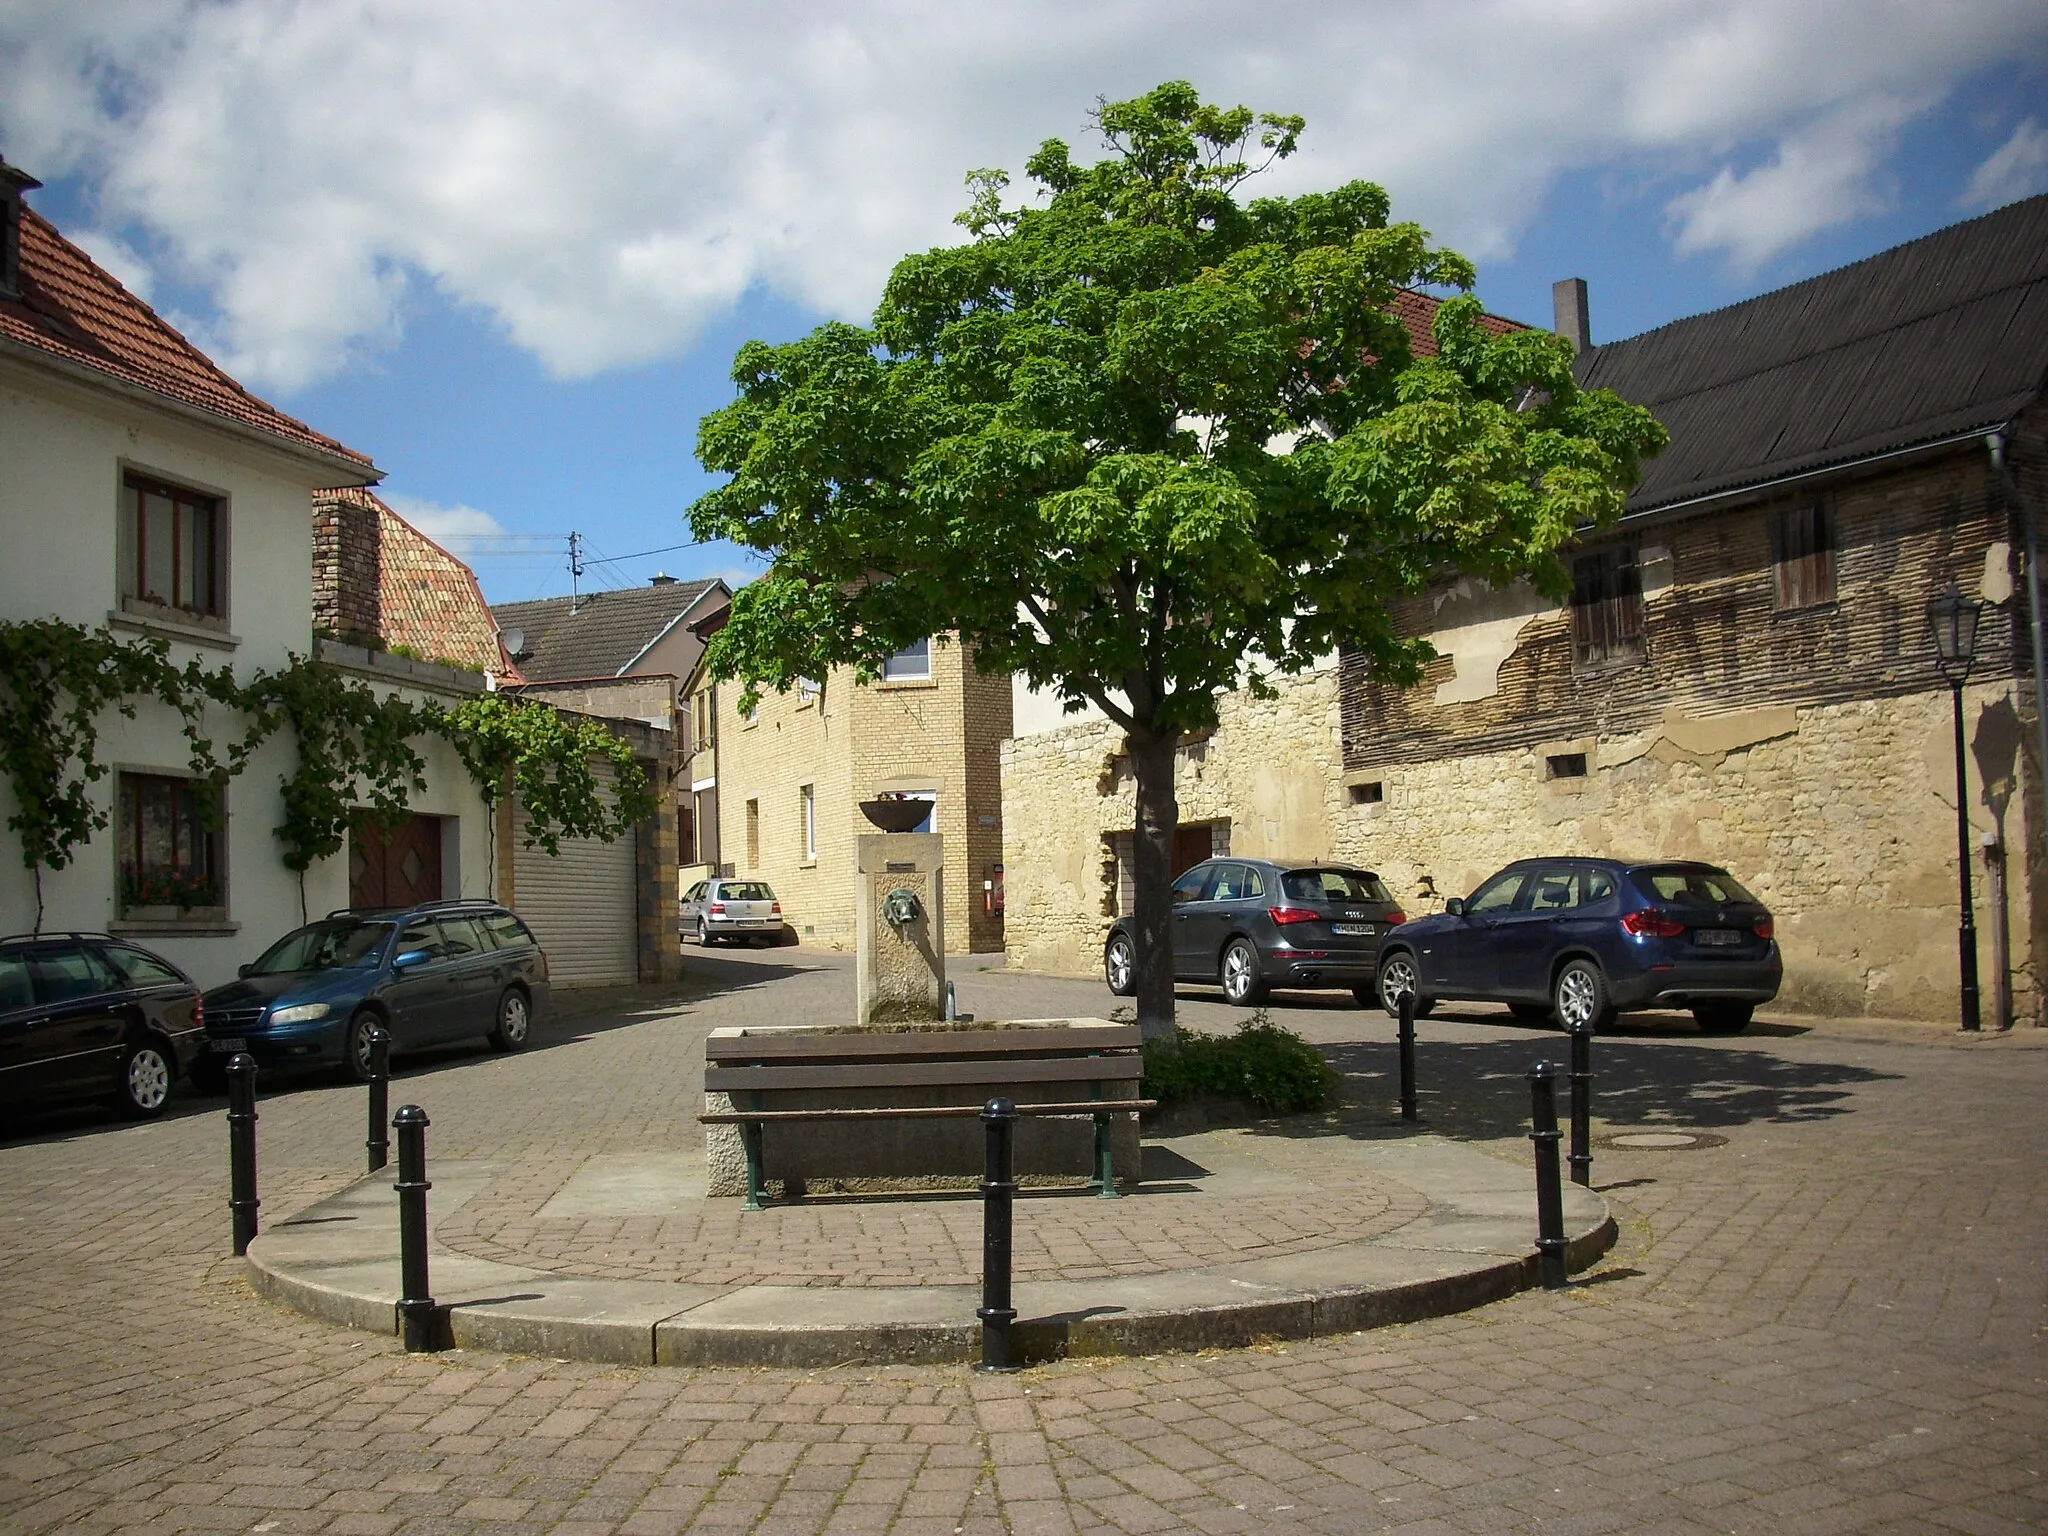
[0,160,493,986]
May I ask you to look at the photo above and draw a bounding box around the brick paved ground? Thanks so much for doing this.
[2,945,2044,1534]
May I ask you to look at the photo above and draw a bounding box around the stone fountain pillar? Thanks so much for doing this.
[855,801,945,1025]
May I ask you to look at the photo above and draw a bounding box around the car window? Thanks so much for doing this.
[398,920,442,958]
[1585,869,1616,903]
[1208,863,1258,902]
[435,916,491,958]
[719,881,774,901]
[101,945,185,988]
[28,945,118,1004]
[1520,868,1581,913]
[1467,872,1526,914]
[1281,868,1393,903]
[1171,866,1214,905]
[1640,867,1756,905]
[0,955,32,1011]
[684,882,706,902]
[249,919,395,975]
[481,911,535,950]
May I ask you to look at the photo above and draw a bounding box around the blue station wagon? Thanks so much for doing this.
[1373,859,1781,1033]
[199,899,550,1083]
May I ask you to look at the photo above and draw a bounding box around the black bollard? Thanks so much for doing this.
[1528,1062,1568,1290]
[1567,1019,1593,1188]
[1397,990,1418,1122]
[977,1097,1020,1373]
[393,1104,439,1352]
[365,1024,391,1174]
[226,1052,259,1255]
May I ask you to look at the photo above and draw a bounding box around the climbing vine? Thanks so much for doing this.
[0,619,661,929]
[0,620,227,932]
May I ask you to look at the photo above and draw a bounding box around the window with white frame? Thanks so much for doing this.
[881,637,932,681]
[797,676,821,704]
[800,784,816,861]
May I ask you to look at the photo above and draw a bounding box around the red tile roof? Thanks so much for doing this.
[316,487,515,679]
[1389,289,1526,357]
[0,205,375,473]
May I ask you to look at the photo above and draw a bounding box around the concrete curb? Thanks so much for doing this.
[246,1139,1614,1368]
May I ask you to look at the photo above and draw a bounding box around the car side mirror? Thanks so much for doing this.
[237,963,253,978]
[393,949,431,971]
[1445,898,1467,918]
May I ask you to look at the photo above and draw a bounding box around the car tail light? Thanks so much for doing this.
[1268,905,1321,926]
[1754,917,1774,940]
[708,902,726,915]
[772,901,782,914]
[1386,910,1406,925]
[1621,909,1686,938]
[193,994,204,1026]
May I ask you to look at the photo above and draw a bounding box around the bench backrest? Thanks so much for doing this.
[705,1024,1143,1098]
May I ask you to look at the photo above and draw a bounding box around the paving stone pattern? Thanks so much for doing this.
[2,948,2044,1534]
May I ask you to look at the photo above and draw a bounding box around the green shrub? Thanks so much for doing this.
[1141,1012,1339,1114]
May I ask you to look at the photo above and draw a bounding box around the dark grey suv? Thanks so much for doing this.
[1104,858,1406,1006]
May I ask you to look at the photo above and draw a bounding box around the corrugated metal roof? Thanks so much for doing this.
[1580,195,2048,513]
[492,580,728,682]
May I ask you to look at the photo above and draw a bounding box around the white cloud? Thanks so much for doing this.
[381,494,509,556]
[1962,118,2048,211]
[3,1,2044,389]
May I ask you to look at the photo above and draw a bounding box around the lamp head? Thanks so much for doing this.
[1926,581,1985,685]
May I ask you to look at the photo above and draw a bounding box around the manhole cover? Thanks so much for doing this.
[1604,1130,1723,1150]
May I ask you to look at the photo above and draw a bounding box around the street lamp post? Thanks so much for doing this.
[1926,582,1986,1032]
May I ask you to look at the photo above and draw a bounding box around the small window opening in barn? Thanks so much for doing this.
[1546,752,1588,780]
[1570,547,1644,669]
[1349,781,1383,804]
[1772,501,1836,610]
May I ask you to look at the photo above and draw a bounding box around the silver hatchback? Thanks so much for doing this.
[680,878,789,946]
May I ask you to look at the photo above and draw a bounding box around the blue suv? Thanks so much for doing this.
[1373,859,1780,1033]
[198,900,551,1083]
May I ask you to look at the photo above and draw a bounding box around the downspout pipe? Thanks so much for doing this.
[1987,428,2048,858]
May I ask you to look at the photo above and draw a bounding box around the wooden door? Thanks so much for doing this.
[1172,825,1213,878]
[349,814,443,909]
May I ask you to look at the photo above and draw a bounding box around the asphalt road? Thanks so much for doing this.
[1,943,2042,1534]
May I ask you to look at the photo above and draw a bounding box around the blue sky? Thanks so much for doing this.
[6,3,2046,603]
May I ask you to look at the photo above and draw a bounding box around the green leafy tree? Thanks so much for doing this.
[689,81,1666,1035]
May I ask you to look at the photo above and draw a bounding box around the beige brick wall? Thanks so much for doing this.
[715,636,1008,953]
[1001,666,2044,1022]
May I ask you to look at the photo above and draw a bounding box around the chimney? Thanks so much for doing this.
[650,571,678,586]
[0,157,43,300]
[1552,277,1591,355]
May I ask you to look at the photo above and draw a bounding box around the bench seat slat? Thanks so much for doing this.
[702,1099,1155,1123]
[706,1056,1142,1094]
[706,1026,1142,1063]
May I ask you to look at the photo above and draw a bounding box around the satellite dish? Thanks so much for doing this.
[502,627,530,662]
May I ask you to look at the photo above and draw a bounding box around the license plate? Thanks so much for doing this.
[1696,929,1742,946]
[1331,923,1375,937]
[210,1037,248,1053]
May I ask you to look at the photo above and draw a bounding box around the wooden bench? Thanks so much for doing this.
[701,1023,1153,1210]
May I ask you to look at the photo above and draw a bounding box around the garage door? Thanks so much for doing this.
[513,793,638,987]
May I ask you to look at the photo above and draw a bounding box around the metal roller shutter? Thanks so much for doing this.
[513,773,638,986]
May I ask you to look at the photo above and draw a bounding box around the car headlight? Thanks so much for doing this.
[269,1002,332,1025]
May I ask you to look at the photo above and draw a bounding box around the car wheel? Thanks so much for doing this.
[116,1038,174,1118]
[342,1009,382,1085]
[1376,951,1435,1019]
[1104,933,1136,996]
[1220,938,1268,1006]
[698,919,717,948]
[489,987,531,1052]
[1552,959,1612,1032]
[1693,1000,1754,1034]
[1509,1002,1554,1025]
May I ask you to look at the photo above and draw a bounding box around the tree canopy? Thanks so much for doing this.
[688,80,1666,1030]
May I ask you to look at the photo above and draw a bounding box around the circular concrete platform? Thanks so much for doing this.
[246,1127,1614,1367]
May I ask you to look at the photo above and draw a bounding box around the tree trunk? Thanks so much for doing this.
[1126,733,1179,1041]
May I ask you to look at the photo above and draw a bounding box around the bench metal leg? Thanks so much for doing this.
[1092,1112,1121,1198]
[740,1121,767,1211]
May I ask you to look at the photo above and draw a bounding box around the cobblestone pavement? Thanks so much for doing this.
[2,944,2044,1535]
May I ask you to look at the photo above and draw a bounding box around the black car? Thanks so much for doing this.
[1373,858,1782,1032]
[1104,857,1407,1006]
[0,932,205,1120]
[199,899,551,1083]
